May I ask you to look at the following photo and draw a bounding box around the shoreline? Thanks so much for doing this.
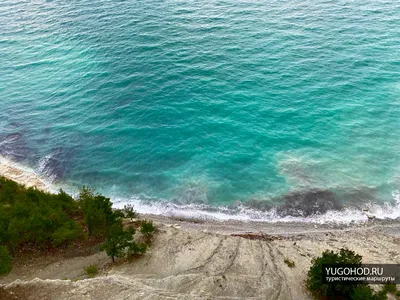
[0,155,400,227]
[0,156,50,192]
[1,155,400,299]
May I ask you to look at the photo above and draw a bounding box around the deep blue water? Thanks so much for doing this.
[1,0,400,220]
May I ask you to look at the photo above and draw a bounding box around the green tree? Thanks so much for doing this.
[101,224,134,262]
[0,245,12,276]
[80,187,115,236]
[140,220,156,243]
[351,286,387,300]
[127,241,147,258]
[306,248,388,300]
[0,177,131,272]
[122,204,137,221]
[52,220,82,247]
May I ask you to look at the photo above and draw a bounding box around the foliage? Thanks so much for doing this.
[101,223,148,262]
[79,187,117,237]
[306,248,363,299]
[0,177,81,253]
[0,177,152,272]
[84,265,99,278]
[0,245,12,276]
[122,204,137,220]
[127,241,147,258]
[101,224,134,262]
[284,258,295,268]
[306,248,389,300]
[140,220,156,236]
[52,220,83,247]
[382,283,397,294]
[351,285,387,300]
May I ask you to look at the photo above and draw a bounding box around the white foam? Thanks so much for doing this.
[1,155,399,225]
[0,155,60,193]
[112,191,400,224]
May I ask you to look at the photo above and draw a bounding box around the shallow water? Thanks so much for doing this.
[1,0,400,221]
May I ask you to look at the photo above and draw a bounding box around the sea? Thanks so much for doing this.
[1,0,399,223]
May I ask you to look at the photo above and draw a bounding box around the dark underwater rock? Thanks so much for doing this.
[276,189,343,217]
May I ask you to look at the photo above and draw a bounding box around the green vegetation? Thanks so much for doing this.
[306,248,388,300]
[122,204,137,221]
[101,224,147,262]
[140,220,156,244]
[382,283,397,294]
[0,176,156,275]
[350,285,387,300]
[79,187,116,237]
[283,258,295,268]
[0,245,12,275]
[101,224,134,262]
[84,265,99,278]
[0,176,83,273]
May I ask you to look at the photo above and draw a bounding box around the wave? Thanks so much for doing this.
[1,155,399,224]
[112,190,400,224]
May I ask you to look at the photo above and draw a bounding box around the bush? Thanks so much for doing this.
[306,248,388,300]
[284,258,295,268]
[140,220,156,236]
[84,265,98,278]
[79,187,116,237]
[122,204,137,220]
[127,242,147,258]
[0,245,12,276]
[101,224,135,262]
[52,220,82,247]
[382,283,397,294]
[307,248,363,299]
[0,177,127,272]
[0,177,81,253]
[351,285,387,300]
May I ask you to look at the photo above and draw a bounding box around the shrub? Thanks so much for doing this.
[0,177,82,253]
[306,248,390,300]
[101,224,135,262]
[84,265,98,278]
[382,283,397,294]
[79,187,116,237]
[52,220,82,247]
[0,245,12,276]
[351,285,387,300]
[307,248,363,299]
[140,220,156,236]
[284,258,295,268]
[127,242,147,258]
[0,178,140,272]
[122,204,137,221]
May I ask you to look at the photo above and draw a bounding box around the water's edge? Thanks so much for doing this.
[1,155,399,224]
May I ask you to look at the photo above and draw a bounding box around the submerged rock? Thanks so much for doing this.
[276,189,343,217]
[37,148,73,182]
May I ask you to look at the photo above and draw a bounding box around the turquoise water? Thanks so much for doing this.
[1,0,400,220]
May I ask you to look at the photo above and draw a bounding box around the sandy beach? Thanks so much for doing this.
[1,158,399,300]
[0,156,50,192]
